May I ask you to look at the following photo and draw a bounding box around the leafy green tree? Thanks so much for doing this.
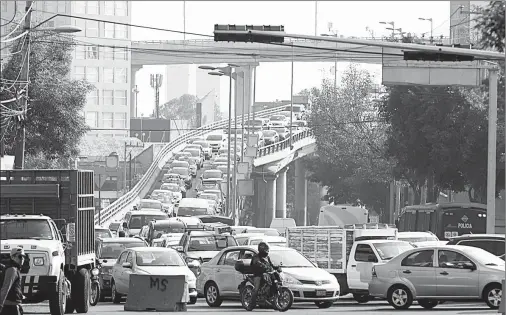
[160,94,224,125]
[474,1,505,52]
[1,33,93,160]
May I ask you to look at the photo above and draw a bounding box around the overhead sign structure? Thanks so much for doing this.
[244,147,257,158]
[237,179,254,196]
[247,134,259,147]
[237,162,249,174]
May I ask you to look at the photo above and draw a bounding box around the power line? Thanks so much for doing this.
[0,1,17,27]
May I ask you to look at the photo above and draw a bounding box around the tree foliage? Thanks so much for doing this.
[306,64,393,212]
[1,33,93,159]
[160,94,224,126]
[475,1,505,52]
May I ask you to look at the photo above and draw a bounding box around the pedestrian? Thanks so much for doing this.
[0,247,27,315]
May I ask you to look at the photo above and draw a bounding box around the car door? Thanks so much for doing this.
[214,249,241,296]
[347,244,377,291]
[436,249,480,298]
[121,252,134,295]
[398,250,437,297]
[113,251,128,292]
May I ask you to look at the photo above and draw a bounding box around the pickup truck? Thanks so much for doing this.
[0,170,96,315]
[285,224,414,303]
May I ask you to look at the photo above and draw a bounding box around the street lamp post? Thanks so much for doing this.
[198,64,240,220]
[379,21,395,39]
[418,17,434,43]
[13,1,82,169]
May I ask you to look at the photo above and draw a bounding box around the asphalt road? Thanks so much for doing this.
[22,299,496,315]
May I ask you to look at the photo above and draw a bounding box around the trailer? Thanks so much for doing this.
[0,170,95,315]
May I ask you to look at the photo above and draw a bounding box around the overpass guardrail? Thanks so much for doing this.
[95,106,285,225]
[257,129,313,157]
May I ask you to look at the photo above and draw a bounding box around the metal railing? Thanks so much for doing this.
[95,106,285,225]
[256,129,313,157]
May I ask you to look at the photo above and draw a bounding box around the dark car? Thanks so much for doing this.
[446,234,505,260]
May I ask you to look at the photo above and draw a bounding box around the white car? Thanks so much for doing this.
[95,226,114,239]
[197,245,340,308]
[235,235,287,247]
[110,247,198,304]
[397,231,447,248]
[206,133,227,153]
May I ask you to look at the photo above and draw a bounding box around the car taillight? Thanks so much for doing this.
[372,266,377,277]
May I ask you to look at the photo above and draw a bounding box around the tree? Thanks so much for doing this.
[160,94,224,126]
[474,1,505,52]
[306,64,393,212]
[1,33,93,160]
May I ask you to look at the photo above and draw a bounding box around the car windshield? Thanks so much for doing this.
[204,191,221,199]
[108,222,121,230]
[262,131,277,137]
[270,250,314,268]
[1,219,53,240]
[185,150,199,157]
[207,135,223,141]
[204,171,222,179]
[188,235,237,251]
[162,185,180,192]
[172,162,187,168]
[194,141,209,148]
[272,128,286,133]
[173,168,189,176]
[399,236,439,242]
[100,242,146,259]
[178,207,208,216]
[466,247,506,266]
[373,242,415,260]
[129,215,168,229]
[141,202,162,209]
[135,250,186,266]
[150,191,171,201]
[95,229,112,239]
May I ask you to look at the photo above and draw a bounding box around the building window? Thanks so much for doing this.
[103,47,114,60]
[87,89,99,106]
[75,46,85,59]
[114,68,127,83]
[86,112,98,127]
[86,1,99,14]
[57,1,67,13]
[104,1,114,15]
[115,1,128,16]
[104,23,114,38]
[43,1,54,12]
[86,20,99,37]
[115,134,126,139]
[74,66,85,80]
[103,90,114,106]
[86,67,99,83]
[74,1,86,14]
[114,113,127,128]
[1,1,7,12]
[73,18,86,33]
[103,112,114,128]
[114,47,128,60]
[115,90,127,106]
[103,68,114,83]
[115,25,127,39]
[86,46,99,59]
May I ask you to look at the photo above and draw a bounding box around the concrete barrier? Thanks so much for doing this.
[124,274,189,312]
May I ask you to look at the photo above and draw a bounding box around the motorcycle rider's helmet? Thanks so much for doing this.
[258,242,269,258]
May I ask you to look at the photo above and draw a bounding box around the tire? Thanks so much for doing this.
[353,293,370,304]
[240,285,254,310]
[387,285,413,310]
[204,282,223,307]
[484,283,502,309]
[274,287,294,312]
[314,301,333,308]
[89,281,100,306]
[418,299,438,309]
[73,268,90,313]
[111,281,122,304]
[49,271,67,315]
[189,296,197,305]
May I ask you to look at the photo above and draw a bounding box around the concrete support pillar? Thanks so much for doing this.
[252,173,277,228]
[130,66,143,119]
[234,64,257,117]
[294,160,307,226]
[276,168,288,219]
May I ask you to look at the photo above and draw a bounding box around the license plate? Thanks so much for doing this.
[316,290,326,297]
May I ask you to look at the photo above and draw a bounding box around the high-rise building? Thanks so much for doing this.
[196,67,220,119]
[164,64,191,102]
[1,1,132,140]
[449,1,488,45]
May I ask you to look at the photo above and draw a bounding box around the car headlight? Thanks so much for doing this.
[281,274,302,285]
[91,268,100,276]
[33,257,44,266]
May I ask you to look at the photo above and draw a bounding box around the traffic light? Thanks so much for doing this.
[404,44,475,62]
[214,24,285,43]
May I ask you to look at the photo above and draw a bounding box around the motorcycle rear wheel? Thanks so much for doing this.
[274,287,294,312]
[240,286,254,310]
[90,281,100,306]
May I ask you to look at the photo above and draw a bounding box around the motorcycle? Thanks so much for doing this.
[235,261,294,312]
[90,260,101,306]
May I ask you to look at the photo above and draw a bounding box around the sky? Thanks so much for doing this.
[131,1,452,116]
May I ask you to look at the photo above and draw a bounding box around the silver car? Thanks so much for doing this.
[368,245,504,310]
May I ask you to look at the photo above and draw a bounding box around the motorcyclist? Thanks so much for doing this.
[247,242,276,311]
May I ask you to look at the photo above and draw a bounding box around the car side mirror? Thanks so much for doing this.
[187,260,200,269]
[174,246,184,253]
[367,254,378,263]
[462,262,476,271]
[103,259,108,263]
[122,262,132,268]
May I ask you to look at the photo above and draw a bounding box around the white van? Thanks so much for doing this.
[177,198,214,216]
[270,218,296,236]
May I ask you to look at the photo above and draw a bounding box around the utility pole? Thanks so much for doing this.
[150,74,163,119]
[13,1,33,169]
[132,85,139,117]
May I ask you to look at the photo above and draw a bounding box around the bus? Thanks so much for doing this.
[396,203,487,240]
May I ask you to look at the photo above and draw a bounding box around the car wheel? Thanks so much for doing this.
[418,299,438,309]
[387,285,413,310]
[205,282,223,307]
[353,293,370,304]
[189,296,197,305]
[111,281,122,304]
[314,301,333,308]
[484,283,502,309]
